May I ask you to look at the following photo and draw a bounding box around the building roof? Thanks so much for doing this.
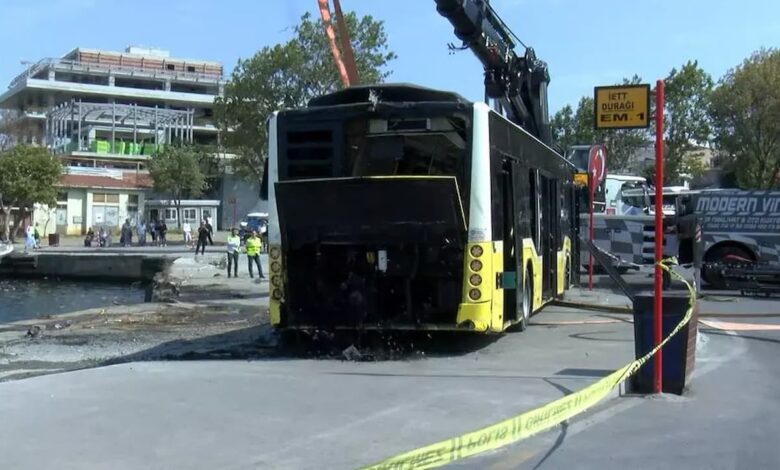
[59,171,152,190]
[62,47,222,67]
[145,199,220,207]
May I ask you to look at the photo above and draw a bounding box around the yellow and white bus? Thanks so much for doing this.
[265,84,578,333]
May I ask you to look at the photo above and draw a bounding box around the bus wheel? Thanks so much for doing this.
[703,245,752,289]
[518,270,532,331]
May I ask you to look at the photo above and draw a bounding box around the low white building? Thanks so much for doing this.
[144,199,219,228]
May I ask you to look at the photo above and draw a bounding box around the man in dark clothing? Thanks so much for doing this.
[195,221,209,255]
[158,220,168,247]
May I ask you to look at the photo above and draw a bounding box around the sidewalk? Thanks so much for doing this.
[7,230,234,254]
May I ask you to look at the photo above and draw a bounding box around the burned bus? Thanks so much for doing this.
[265,84,577,333]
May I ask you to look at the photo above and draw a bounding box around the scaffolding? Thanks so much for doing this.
[46,100,194,156]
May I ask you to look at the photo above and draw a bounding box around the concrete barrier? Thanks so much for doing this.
[0,253,172,281]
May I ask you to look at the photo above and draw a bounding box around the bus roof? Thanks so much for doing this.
[307,83,469,108]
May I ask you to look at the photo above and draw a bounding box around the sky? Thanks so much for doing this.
[0,0,778,113]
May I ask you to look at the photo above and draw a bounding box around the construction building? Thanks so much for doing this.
[0,46,258,236]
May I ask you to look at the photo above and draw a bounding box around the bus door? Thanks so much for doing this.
[539,174,558,299]
[501,159,519,322]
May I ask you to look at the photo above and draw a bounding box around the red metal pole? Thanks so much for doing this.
[654,80,665,394]
[588,182,594,290]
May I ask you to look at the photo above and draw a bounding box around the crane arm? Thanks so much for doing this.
[434,0,552,145]
[318,0,359,87]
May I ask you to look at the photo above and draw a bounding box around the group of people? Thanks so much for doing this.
[84,226,113,247]
[225,228,265,279]
[85,219,170,247]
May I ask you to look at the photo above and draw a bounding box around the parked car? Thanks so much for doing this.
[239,212,268,251]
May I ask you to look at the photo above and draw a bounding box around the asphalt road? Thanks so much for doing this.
[0,300,637,470]
[0,271,777,469]
[469,280,780,470]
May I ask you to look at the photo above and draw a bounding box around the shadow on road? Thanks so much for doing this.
[99,325,504,367]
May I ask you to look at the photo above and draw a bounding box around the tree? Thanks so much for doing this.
[214,11,397,180]
[551,76,649,172]
[148,145,206,228]
[0,145,62,241]
[710,49,780,189]
[659,60,714,184]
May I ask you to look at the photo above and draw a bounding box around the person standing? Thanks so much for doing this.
[33,223,41,249]
[121,219,133,247]
[205,217,214,245]
[246,230,265,279]
[24,224,35,253]
[195,221,209,256]
[158,220,168,247]
[226,228,241,278]
[182,221,193,249]
[149,219,157,246]
[137,219,147,247]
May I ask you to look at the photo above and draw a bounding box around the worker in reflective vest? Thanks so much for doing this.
[246,230,265,279]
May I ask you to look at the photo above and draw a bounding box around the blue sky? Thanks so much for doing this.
[1,0,777,112]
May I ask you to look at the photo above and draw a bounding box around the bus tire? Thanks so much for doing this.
[702,244,753,289]
[518,268,532,331]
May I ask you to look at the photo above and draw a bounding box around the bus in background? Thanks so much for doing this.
[265,84,577,334]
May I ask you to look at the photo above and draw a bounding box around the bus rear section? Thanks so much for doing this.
[266,85,574,333]
[274,176,468,329]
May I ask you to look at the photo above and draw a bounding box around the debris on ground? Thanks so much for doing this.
[342,344,362,361]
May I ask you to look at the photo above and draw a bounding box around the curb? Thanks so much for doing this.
[552,300,632,314]
[553,300,780,318]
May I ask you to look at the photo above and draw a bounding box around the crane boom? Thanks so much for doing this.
[318,0,359,87]
[434,0,552,145]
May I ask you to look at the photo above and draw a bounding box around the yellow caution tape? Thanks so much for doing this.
[363,260,695,470]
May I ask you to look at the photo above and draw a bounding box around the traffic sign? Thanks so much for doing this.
[594,84,650,129]
[588,144,607,189]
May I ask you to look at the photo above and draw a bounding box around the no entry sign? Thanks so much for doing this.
[588,144,607,190]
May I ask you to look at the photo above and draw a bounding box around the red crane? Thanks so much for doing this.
[317,0,359,87]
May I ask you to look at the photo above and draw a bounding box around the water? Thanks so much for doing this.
[0,278,146,323]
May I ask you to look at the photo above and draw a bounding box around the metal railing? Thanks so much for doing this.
[9,57,224,89]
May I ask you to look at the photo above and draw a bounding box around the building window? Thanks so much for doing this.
[164,208,178,220]
[57,192,68,203]
[182,208,197,224]
[93,192,119,204]
[187,66,196,73]
[127,194,139,224]
[166,64,175,71]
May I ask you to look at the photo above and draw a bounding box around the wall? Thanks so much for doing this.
[0,253,171,281]
[66,189,86,235]
[219,174,261,230]
[32,204,57,236]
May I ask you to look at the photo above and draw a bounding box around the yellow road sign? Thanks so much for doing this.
[594,84,650,129]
